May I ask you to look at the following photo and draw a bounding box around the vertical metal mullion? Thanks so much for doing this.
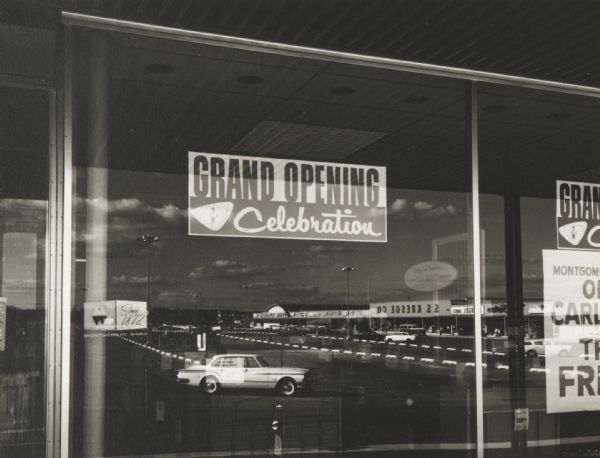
[46,87,58,458]
[59,24,74,458]
[469,81,485,458]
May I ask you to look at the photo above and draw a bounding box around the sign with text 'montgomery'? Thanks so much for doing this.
[188,152,387,242]
[543,249,600,413]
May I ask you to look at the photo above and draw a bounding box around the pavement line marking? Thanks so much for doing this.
[403,356,415,360]
[344,350,353,354]
[310,347,319,350]
[398,343,406,346]
[185,358,192,363]
[495,352,506,356]
[409,344,418,347]
[178,356,185,360]
[293,345,299,348]
[498,364,509,370]
[421,345,430,348]
[357,352,366,356]
[284,343,290,347]
[442,360,457,365]
[276,342,283,346]
[483,350,493,354]
[371,353,381,357]
[301,345,309,349]
[420,358,434,363]
[386,355,397,359]
[530,368,548,373]
[433,346,442,350]
[332,349,340,353]
[462,349,472,353]
[360,339,367,342]
[369,340,377,343]
[321,348,330,351]
[447,347,456,351]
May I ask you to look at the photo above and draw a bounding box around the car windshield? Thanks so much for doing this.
[256,356,271,367]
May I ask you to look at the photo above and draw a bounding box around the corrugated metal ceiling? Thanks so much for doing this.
[2,0,600,88]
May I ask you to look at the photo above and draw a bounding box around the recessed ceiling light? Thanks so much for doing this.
[237,75,264,85]
[404,95,429,104]
[330,86,355,96]
[483,104,507,113]
[546,112,571,121]
[145,63,174,74]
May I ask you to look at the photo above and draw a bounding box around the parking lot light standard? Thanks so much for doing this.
[341,266,355,339]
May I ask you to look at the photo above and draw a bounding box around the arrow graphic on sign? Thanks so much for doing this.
[191,202,234,232]
[558,221,588,246]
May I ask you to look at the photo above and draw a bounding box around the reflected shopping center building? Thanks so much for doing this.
[3,3,600,458]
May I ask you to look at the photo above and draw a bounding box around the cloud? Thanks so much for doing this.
[414,201,458,217]
[247,282,319,295]
[368,198,407,218]
[80,198,186,224]
[308,245,352,254]
[389,198,407,214]
[413,201,434,211]
[189,259,283,280]
[111,275,177,287]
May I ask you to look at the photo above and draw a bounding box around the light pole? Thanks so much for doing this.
[140,233,158,418]
[140,234,159,339]
[341,266,355,339]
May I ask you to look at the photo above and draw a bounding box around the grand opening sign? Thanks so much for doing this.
[188,152,387,242]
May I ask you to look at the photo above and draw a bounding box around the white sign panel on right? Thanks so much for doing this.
[543,249,600,413]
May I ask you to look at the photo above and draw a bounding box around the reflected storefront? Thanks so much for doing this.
[4,7,600,458]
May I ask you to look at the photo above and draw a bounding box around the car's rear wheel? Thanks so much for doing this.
[386,338,393,344]
[277,378,296,396]
[526,349,537,357]
[201,376,220,394]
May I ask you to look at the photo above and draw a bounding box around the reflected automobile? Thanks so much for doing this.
[177,354,311,396]
[384,331,416,343]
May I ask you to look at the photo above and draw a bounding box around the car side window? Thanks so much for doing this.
[221,357,243,368]
[245,357,260,368]
[211,357,222,367]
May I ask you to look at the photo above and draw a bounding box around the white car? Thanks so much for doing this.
[524,339,544,357]
[177,354,311,396]
[384,331,416,343]
[525,339,571,357]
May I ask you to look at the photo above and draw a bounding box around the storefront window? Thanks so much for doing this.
[479,84,600,456]
[0,86,49,457]
[69,27,475,456]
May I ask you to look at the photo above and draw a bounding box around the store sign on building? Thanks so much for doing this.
[188,152,387,242]
[404,261,458,292]
[543,249,600,413]
[556,180,600,250]
[372,300,452,318]
[84,300,148,331]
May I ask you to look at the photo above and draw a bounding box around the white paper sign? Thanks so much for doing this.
[84,300,147,331]
[543,249,600,413]
[188,152,387,242]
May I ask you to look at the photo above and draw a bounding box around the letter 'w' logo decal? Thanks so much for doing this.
[191,202,234,231]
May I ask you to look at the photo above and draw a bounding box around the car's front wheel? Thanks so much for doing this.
[201,376,220,394]
[276,378,297,396]
[526,349,537,358]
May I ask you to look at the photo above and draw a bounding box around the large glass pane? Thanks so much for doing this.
[70,27,475,457]
[479,84,600,456]
[0,86,49,457]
